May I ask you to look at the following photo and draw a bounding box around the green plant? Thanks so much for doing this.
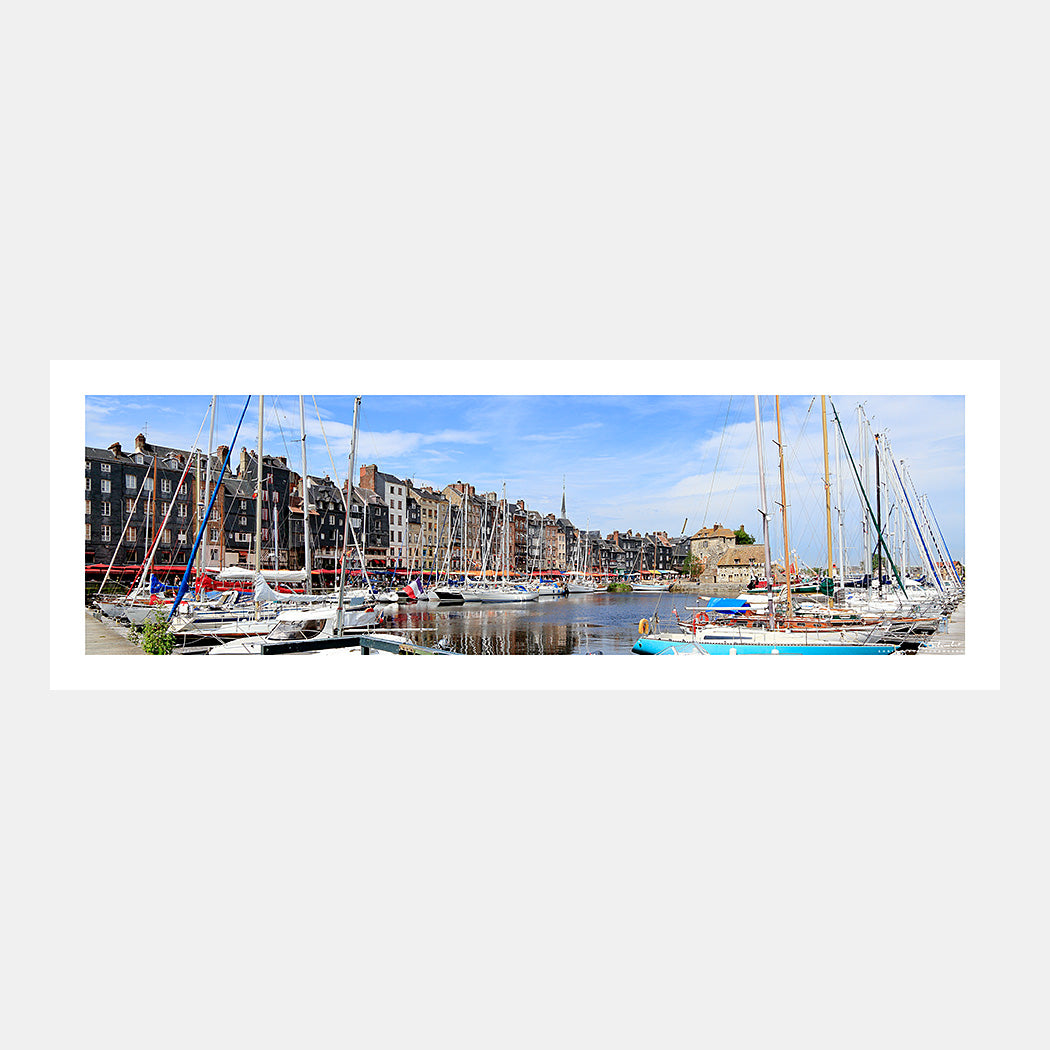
[137,610,175,655]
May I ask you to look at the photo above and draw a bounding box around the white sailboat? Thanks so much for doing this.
[634,395,900,655]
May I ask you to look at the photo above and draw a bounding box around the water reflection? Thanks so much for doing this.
[374,592,677,655]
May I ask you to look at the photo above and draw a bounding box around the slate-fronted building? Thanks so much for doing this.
[85,435,196,577]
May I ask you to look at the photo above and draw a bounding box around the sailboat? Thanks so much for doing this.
[96,403,231,625]
[167,395,382,642]
[565,522,602,593]
[470,486,539,602]
[633,395,900,655]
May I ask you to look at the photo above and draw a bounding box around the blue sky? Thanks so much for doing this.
[85,391,965,569]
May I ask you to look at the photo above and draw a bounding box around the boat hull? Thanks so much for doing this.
[632,636,897,655]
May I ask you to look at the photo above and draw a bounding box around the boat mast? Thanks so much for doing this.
[830,399,908,597]
[150,456,158,570]
[774,396,793,612]
[169,397,252,621]
[858,405,869,592]
[874,431,883,597]
[253,395,264,616]
[834,414,846,591]
[197,395,217,581]
[753,396,774,626]
[336,396,361,634]
[299,395,312,594]
[255,396,264,576]
[821,395,834,603]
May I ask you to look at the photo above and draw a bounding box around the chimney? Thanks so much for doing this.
[108,442,122,457]
[135,433,147,453]
[359,464,377,492]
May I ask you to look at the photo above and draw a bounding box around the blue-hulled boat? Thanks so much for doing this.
[632,635,897,656]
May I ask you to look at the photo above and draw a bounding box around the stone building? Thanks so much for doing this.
[359,464,410,569]
[714,544,769,585]
[689,524,738,576]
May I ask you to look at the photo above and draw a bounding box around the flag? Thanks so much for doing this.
[405,577,422,600]
[149,573,166,595]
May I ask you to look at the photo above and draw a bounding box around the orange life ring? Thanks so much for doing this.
[638,618,651,635]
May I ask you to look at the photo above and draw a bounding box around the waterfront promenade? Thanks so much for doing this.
[915,600,965,655]
[85,610,144,655]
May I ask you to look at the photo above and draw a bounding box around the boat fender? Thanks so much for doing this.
[638,618,650,635]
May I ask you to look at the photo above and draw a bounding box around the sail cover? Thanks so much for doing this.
[219,568,307,584]
[253,573,302,603]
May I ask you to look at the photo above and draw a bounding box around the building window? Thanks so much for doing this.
[101,462,110,473]
[162,479,172,494]
[101,479,111,494]
[126,474,137,490]
[209,528,218,543]
[85,499,91,515]
[85,477,91,491]
[177,503,187,519]
[128,527,137,542]
[101,524,112,542]
[143,478,153,492]
[163,529,172,546]
[125,498,135,514]
[85,523,91,539]
[101,501,111,517]
[239,516,247,526]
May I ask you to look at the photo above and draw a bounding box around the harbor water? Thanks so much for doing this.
[89,591,683,656]
[322,591,679,656]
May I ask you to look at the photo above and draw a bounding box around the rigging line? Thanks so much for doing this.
[700,395,734,526]
[312,395,343,487]
[269,396,294,466]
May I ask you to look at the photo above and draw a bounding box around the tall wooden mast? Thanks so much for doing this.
[775,395,792,611]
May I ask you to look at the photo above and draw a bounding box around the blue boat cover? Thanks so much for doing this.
[705,597,749,612]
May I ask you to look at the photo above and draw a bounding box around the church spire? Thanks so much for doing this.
[561,476,566,519]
